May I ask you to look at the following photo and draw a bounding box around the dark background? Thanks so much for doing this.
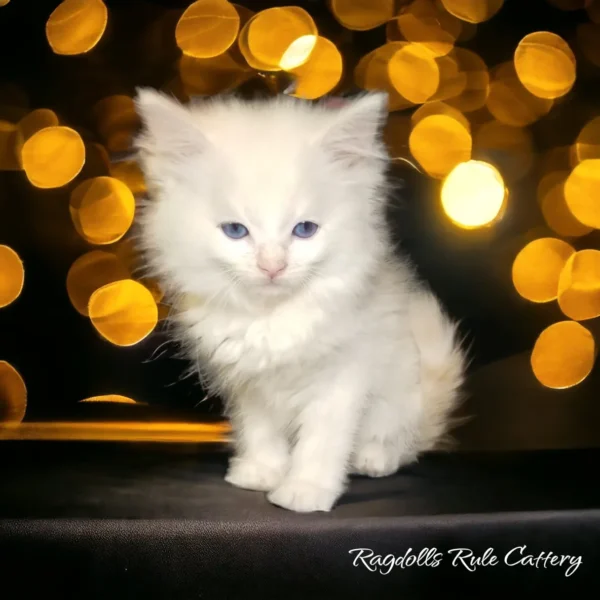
[0,0,599,449]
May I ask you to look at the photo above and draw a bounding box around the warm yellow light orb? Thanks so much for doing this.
[441,160,506,228]
[21,126,85,189]
[531,321,595,389]
[558,249,600,321]
[514,31,576,100]
[0,361,26,424]
[175,0,240,59]
[88,279,158,347]
[46,0,108,56]
[512,238,575,304]
[0,245,24,308]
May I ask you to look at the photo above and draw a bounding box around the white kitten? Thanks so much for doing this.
[133,88,466,513]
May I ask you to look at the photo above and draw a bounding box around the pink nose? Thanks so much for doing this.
[258,262,287,280]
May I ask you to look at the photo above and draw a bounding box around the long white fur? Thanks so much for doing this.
[132,88,467,513]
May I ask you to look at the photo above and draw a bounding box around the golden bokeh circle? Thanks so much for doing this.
[575,116,600,163]
[557,250,600,321]
[538,171,593,238]
[440,0,504,23]
[441,160,506,229]
[21,126,85,189]
[69,176,136,245]
[531,321,595,390]
[175,0,240,59]
[486,62,553,126]
[514,31,576,100]
[329,0,395,31]
[66,250,130,317]
[0,361,26,424]
[564,159,600,229]
[512,238,575,303]
[46,0,108,56]
[409,114,472,179]
[246,6,317,70]
[388,43,440,104]
[289,36,343,100]
[0,245,24,309]
[15,109,59,152]
[88,279,158,347]
[396,0,462,57]
[355,43,414,112]
[445,48,490,113]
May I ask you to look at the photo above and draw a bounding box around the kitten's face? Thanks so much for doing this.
[134,90,388,305]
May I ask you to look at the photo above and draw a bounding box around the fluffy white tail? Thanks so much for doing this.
[409,288,467,452]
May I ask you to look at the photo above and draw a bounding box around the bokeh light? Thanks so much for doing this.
[66,250,130,316]
[355,43,414,111]
[388,43,440,104]
[409,113,472,178]
[441,160,506,228]
[88,279,158,347]
[574,117,600,162]
[329,0,395,31]
[445,48,490,113]
[512,238,575,303]
[93,95,141,154]
[538,171,593,237]
[564,159,600,229]
[514,32,576,100]
[242,6,318,71]
[46,0,108,56]
[557,250,600,321]
[441,0,504,23]
[69,176,136,245]
[531,321,596,389]
[0,245,24,309]
[110,160,147,196]
[175,0,240,59]
[0,361,26,424]
[21,126,85,189]
[486,62,553,126]
[395,0,462,57]
[80,394,139,404]
[288,36,343,99]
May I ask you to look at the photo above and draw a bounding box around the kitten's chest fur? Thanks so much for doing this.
[178,293,350,391]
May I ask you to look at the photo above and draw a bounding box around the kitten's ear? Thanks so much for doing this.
[133,87,208,158]
[318,92,389,166]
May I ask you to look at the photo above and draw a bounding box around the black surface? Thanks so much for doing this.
[1,443,600,598]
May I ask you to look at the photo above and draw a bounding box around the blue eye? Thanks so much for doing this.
[220,222,249,239]
[292,221,319,238]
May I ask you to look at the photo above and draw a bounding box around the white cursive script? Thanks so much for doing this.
[349,546,582,577]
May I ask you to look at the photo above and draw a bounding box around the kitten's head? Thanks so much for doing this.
[133,88,390,308]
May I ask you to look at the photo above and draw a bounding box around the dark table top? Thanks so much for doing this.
[1,441,599,521]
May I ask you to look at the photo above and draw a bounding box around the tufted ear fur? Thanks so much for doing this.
[318,92,389,167]
[133,87,210,160]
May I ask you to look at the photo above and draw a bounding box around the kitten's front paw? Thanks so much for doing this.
[225,458,285,492]
[267,479,339,513]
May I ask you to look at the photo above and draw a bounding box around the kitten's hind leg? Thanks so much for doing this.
[225,396,290,492]
[351,388,422,478]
